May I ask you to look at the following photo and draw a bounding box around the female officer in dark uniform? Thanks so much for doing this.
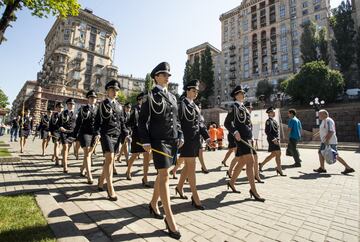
[49,103,63,165]
[224,85,265,202]
[125,92,152,187]
[94,80,129,201]
[19,109,32,153]
[175,80,211,210]
[38,108,52,156]
[138,62,183,240]
[74,90,98,184]
[58,98,77,173]
[259,107,286,176]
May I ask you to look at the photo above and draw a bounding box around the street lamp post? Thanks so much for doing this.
[309,97,325,127]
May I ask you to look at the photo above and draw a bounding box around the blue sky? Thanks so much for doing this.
[0,0,343,105]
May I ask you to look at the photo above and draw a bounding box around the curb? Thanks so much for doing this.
[35,191,89,242]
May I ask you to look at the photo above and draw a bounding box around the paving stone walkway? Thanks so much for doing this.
[0,135,359,242]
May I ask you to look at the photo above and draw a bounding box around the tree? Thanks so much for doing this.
[116,91,127,104]
[330,0,356,86]
[255,79,274,101]
[144,73,153,92]
[183,60,192,87]
[0,0,81,44]
[284,61,345,104]
[300,21,318,64]
[200,46,215,108]
[191,56,201,80]
[0,88,9,108]
[318,28,329,65]
[126,92,138,105]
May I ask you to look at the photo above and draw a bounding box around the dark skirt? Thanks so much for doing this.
[19,129,30,138]
[40,130,49,139]
[79,133,93,148]
[235,139,257,157]
[130,134,145,154]
[179,138,201,157]
[227,133,236,149]
[267,138,281,152]
[51,132,60,143]
[60,132,76,145]
[151,140,177,169]
[100,134,121,154]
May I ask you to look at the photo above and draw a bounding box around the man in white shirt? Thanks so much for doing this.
[313,109,355,175]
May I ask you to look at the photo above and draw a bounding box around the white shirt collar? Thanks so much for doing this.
[235,101,243,106]
[156,85,167,93]
[107,98,116,104]
[185,97,194,104]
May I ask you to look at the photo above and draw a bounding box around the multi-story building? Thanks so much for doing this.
[353,0,360,28]
[219,0,331,106]
[186,42,222,107]
[20,8,120,123]
[11,80,37,117]
[118,74,145,97]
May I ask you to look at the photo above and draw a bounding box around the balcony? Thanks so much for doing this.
[230,60,237,65]
[230,74,237,80]
[230,67,236,72]
[229,45,236,50]
[230,53,236,58]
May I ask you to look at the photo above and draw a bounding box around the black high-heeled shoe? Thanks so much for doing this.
[170,170,178,179]
[226,182,240,193]
[255,177,265,183]
[276,169,286,176]
[249,189,265,202]
[226,170,232,178]
[142,178,152,188]
[87,179,94,185]
[107,190,118,201]
[201,167,209,174]
[191,196,205,210]
[164,218,181,240]
[126,171,132,180]
[221,160,228,167]
[148,203,163,219]
[175,187,188,199]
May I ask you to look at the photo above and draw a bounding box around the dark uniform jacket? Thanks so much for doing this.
[38,114,50,132]
[178,98,209,141]
[49,112,60,134]
[19,116,32,131]
[128,104,141,137]
[265,117,279,141]
[73,104,97,137]
[224,102,253,140]
[57,110,77,134]
[138,86,183,143]
[94,99,129,137]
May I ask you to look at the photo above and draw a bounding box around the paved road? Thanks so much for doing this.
[0,135,359,242]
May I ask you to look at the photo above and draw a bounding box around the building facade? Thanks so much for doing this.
[186,42,222,107]
[118,74,145,97]
[11,80,37,117]
[353,0,360,28]
[219,0,331,106]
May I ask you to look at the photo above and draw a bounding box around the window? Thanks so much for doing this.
[303,9,309,15]
[98,37,105,55]
[78,30,85,48]
[64,29,71,42]
[302,1,308,8]
[279,5,286,19]
[282,62,288,70]
[280,25,287,36]
[282,54,288,62]
[243,19,248,31]
[314,4,321,11]
[313,0,320,4]
[315,14,321,21]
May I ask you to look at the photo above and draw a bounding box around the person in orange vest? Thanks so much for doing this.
[217,124,224,150]
[208,124,217,151]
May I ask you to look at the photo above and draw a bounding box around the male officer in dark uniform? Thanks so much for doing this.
[138,62,183,239]
[74,90,98,183]
[58,98,77,173]
[49,103,64,165]
[259,107,286,176]
[38,108,52,156]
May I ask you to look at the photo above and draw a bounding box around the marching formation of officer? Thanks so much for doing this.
[74,90,98,184]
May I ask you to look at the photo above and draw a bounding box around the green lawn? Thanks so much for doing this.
[0,195,56,242]
[0,148,11,157]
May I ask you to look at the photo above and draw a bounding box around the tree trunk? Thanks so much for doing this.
[0,0,21,44]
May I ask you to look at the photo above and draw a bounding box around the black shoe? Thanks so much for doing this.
[175,187,188,199]
[142,178,152,188]
[313,167,327,173]
[292,163,301,167]
[201,167,209,174]
[63,170,68,174]
[107,190,118,201]
[126,171,132,180]
[87,179,94,185]
[227,182,240,193]
[276,169,287,176]
[170,170,178,179]
[221,160,228,167]
[97,178,104,191]
[249,189,265,202]
[255,177,265,183]
[191,196,205,210]
[258,163,263,172]
[164,218,181,240]
[341,168,355,175]
[149,203,163,219]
